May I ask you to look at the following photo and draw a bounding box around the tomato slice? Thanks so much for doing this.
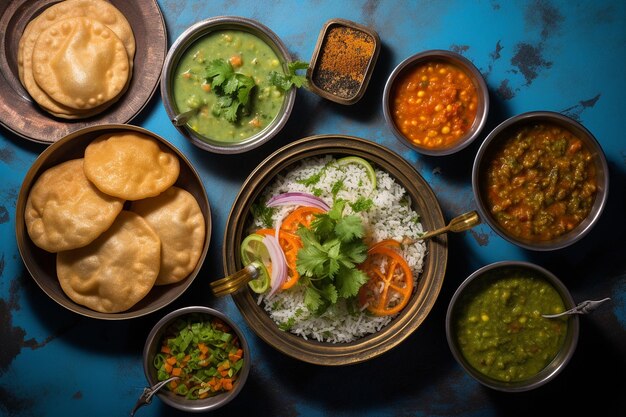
[358,245,413,316]
[280,206,325,233]
[256,228,302,290]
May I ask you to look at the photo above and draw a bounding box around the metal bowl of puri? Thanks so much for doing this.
[160,16,296,154]
[472,111,609,250]
[221,134,447,365]
[15,124,211,319]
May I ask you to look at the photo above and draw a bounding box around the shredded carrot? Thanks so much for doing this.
[166,356,177,366]
[160,345,171,354]
[171,367,182,377]
[164,362,173,374]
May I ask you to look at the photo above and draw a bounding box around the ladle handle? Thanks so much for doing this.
[417,211,481,240]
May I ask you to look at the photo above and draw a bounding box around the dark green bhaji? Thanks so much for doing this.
[485,122,597,241]
[453,269,568,382]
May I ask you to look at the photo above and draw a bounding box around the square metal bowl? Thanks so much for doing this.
[307,18,380,105]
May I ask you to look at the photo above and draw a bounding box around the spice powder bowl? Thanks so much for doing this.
[307,18,380,105]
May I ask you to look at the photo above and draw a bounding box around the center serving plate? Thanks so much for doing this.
[222,135,448,365]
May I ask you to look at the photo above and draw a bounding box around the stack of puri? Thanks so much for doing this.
[24,132,206,313]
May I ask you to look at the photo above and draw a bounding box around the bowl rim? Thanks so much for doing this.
[160,15,296,154]
[142,306,251,412]
[14,124,212,320]
[471,110,610,251]
[382,49,490,156]
[222,134,448,365]
[445,260,580,392]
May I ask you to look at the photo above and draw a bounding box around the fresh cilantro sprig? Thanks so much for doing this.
[269,60,309,90]
[295,200,368,314]
[205,59,256,123]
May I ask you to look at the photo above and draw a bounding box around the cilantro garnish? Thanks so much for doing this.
[251,201,276,228]
[205,59,256,123]
[296,200,368,314]
[268,60,309,90]
[349,197,373,213]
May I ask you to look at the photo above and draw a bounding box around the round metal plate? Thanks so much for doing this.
[15,124,212,320]
[222,135,448,365]
[0,0,167,144]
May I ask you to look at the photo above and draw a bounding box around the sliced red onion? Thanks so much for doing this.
[263,234,288,297]
[266,192,330,211]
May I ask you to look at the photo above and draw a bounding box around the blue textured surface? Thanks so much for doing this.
[1,1,625,416]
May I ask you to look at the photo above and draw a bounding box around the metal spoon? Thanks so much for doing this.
[411,210,481,241]
[542,297,611,319]
[130,376,180,416]
[171,108,199,126]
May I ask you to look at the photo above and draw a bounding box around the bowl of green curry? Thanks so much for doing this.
[161,16,296,154]
[446,261,579,392]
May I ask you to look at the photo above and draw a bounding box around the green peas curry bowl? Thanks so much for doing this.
[445,261,579,392]
[161,16,296,154]
[142,306,250,412]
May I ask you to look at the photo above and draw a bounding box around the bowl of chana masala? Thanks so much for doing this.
[446,261,579,392]
[142,306,250,412]
[472,111,609,250]
[383,49,489,156]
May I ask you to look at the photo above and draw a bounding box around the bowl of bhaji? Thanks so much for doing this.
[383,49,489,156]
[446,261,579,392]
[160,16,296,154]
[142,306,250,412]
[472,111,609,251]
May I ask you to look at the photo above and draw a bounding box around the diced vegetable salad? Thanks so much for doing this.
[153,314,244,399]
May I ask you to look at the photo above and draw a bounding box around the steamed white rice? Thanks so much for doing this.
[250,155,427,343]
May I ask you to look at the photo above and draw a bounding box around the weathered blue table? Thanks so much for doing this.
[1,1,625,416]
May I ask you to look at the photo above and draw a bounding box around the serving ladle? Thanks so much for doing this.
[542,297,611,319]
[130,376,180,416]
[171,108,199,126]
[408,210,481,242]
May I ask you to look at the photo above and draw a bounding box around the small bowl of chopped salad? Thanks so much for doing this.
[142,306,250,412]
[221,134,448,365]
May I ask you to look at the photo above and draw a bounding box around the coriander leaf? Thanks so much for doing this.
[205,58,256,123]
[328,199,345,221]
[335,215,365,242]
[320,283,338,305]
[331,180,344,198]
[222,100,241,123]
[310,215,334,241]
[335,268,368,298]
[304,286,323,312]
[206,59,233,87]
[268,60,310,91]
[235,74,255,105]
[341,241,368,264]
[349,197,374,213]
[251,202,276,228]
[297,171,322,186]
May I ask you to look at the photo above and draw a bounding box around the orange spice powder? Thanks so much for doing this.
[312,26,375,99]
